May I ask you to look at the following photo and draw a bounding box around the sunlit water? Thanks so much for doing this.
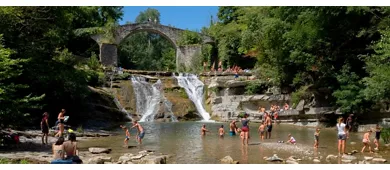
[78,122,390,164]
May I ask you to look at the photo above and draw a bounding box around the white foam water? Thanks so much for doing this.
[174,73,211,121]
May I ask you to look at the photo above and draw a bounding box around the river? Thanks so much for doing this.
[78,122,390,164]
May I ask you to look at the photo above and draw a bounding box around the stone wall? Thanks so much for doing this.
[176,45,202,71]
[100,43,118,67]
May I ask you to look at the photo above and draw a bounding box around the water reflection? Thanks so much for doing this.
[241,144,248,164]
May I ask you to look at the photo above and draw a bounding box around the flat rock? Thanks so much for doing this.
[372,158,387,163]
[342,159,352,163]
[313,159,321,163]
[119,156,131,163]
[266,154,283,162]
[130,154,145,160]
[286,160,299,164]
[88,147,111,154]
[350,142,357,145]
[87,156,112,164]
[351,150,358,154]
[138,155,167,164]
[104,162,112,164]
[364,156,373,161]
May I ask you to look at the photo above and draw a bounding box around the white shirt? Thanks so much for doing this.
[337,123,346,135]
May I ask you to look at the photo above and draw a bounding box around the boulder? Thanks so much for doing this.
[138,155,167,164]
[296,100,305,111]
[364,156,373,161]
[87,156,112,164]
[372,158,387,163]
[342,155,357,160]
[350,142,356,145]
[288,156,299,161]
[220,156,239,164]
[225,80,247,87]
[212,97,222,104]
[265,154,283,162]
[88,147,111,154]
[313,159,321,163]
[351,150,358,154]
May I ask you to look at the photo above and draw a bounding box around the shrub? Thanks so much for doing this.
[245,80,265,95]
[381,127,390,144]
[291,85,310,107]
[77,126,84,133]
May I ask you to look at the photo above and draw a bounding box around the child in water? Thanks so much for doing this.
[374,124,382,150]
[287,134,296,144]
[120,125,130,147]
[361,130,373,153]
[258,123,265,141]
[219,125,225,137]
[314,128,320,148]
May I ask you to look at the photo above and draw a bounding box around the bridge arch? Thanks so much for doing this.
[91,22,214,71]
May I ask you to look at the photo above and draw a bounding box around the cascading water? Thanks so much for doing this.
[131,76,177,122]
[174,73,211,121]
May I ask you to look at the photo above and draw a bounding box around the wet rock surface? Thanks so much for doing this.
[88,147,112,154]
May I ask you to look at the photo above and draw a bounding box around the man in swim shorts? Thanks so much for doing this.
[229,120,238,136]
[265,114,273,139]
[131,121,145,145]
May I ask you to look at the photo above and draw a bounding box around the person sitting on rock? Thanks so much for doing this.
[51,137,73,164]
[287,134,296,144]
[64,133,82,164]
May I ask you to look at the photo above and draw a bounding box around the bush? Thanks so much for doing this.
[77,126,84,133]
[291,85,310,107]
[245,80,265,95]
[381,127,390,144]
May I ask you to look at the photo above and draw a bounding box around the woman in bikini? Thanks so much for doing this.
[241,113,250,145]
[52,137,65,161]
[55,109,66,137]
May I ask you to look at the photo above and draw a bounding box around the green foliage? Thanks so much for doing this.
[291,85,310,107]
[19,159,29,164]
[135,8,160,23]
[245,80,266,95]
[77,125,84,133]
[381,127,390,144]
[0,158,9,164]
[88,52,102,71]
[177,30,202,46]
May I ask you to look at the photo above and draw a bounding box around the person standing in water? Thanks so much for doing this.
[314,128,320,148]
[265,113,273,139]
[55,109,66,137]
[258,122,265,141]
[241,113,250,145]
[219,125,225,138]
[374,124,382,150]
[229,120,238,136]
[361,130,373,153]
[336,117,347,155]
[41,112,49,145]
[201,124,210,136]
[131,121,145,145]
[120,125,131,147]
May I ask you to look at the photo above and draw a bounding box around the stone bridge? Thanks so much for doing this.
[91,22,215,70]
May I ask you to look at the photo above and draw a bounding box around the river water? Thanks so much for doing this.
[78,122,390,164]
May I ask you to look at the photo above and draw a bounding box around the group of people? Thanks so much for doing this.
[336,117,382,155]
[202,61,250,76]
[39,109,82,164]
[120,120,145,146]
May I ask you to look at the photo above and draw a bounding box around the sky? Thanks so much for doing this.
[120,6,219,31]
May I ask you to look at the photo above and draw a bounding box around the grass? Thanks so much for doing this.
[381,127,390,144]
[0,158,31,164]
[77,126,84,133]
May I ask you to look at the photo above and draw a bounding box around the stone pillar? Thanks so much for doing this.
[100,43,118,67]
[176,45,202,72]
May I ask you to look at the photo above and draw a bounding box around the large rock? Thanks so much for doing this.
[225,80,247,87]
[88,147,111,154]
[296,100,305,111]
[220,156,239,164]
[372,158,387,163]
[342,159,352,163]
[130,154,145,160]
[313,159,321,163]
[119,155,132,163]
[87,156,112,164]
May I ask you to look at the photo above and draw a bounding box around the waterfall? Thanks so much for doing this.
[131,76,177,122]
[174,73,211,121]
